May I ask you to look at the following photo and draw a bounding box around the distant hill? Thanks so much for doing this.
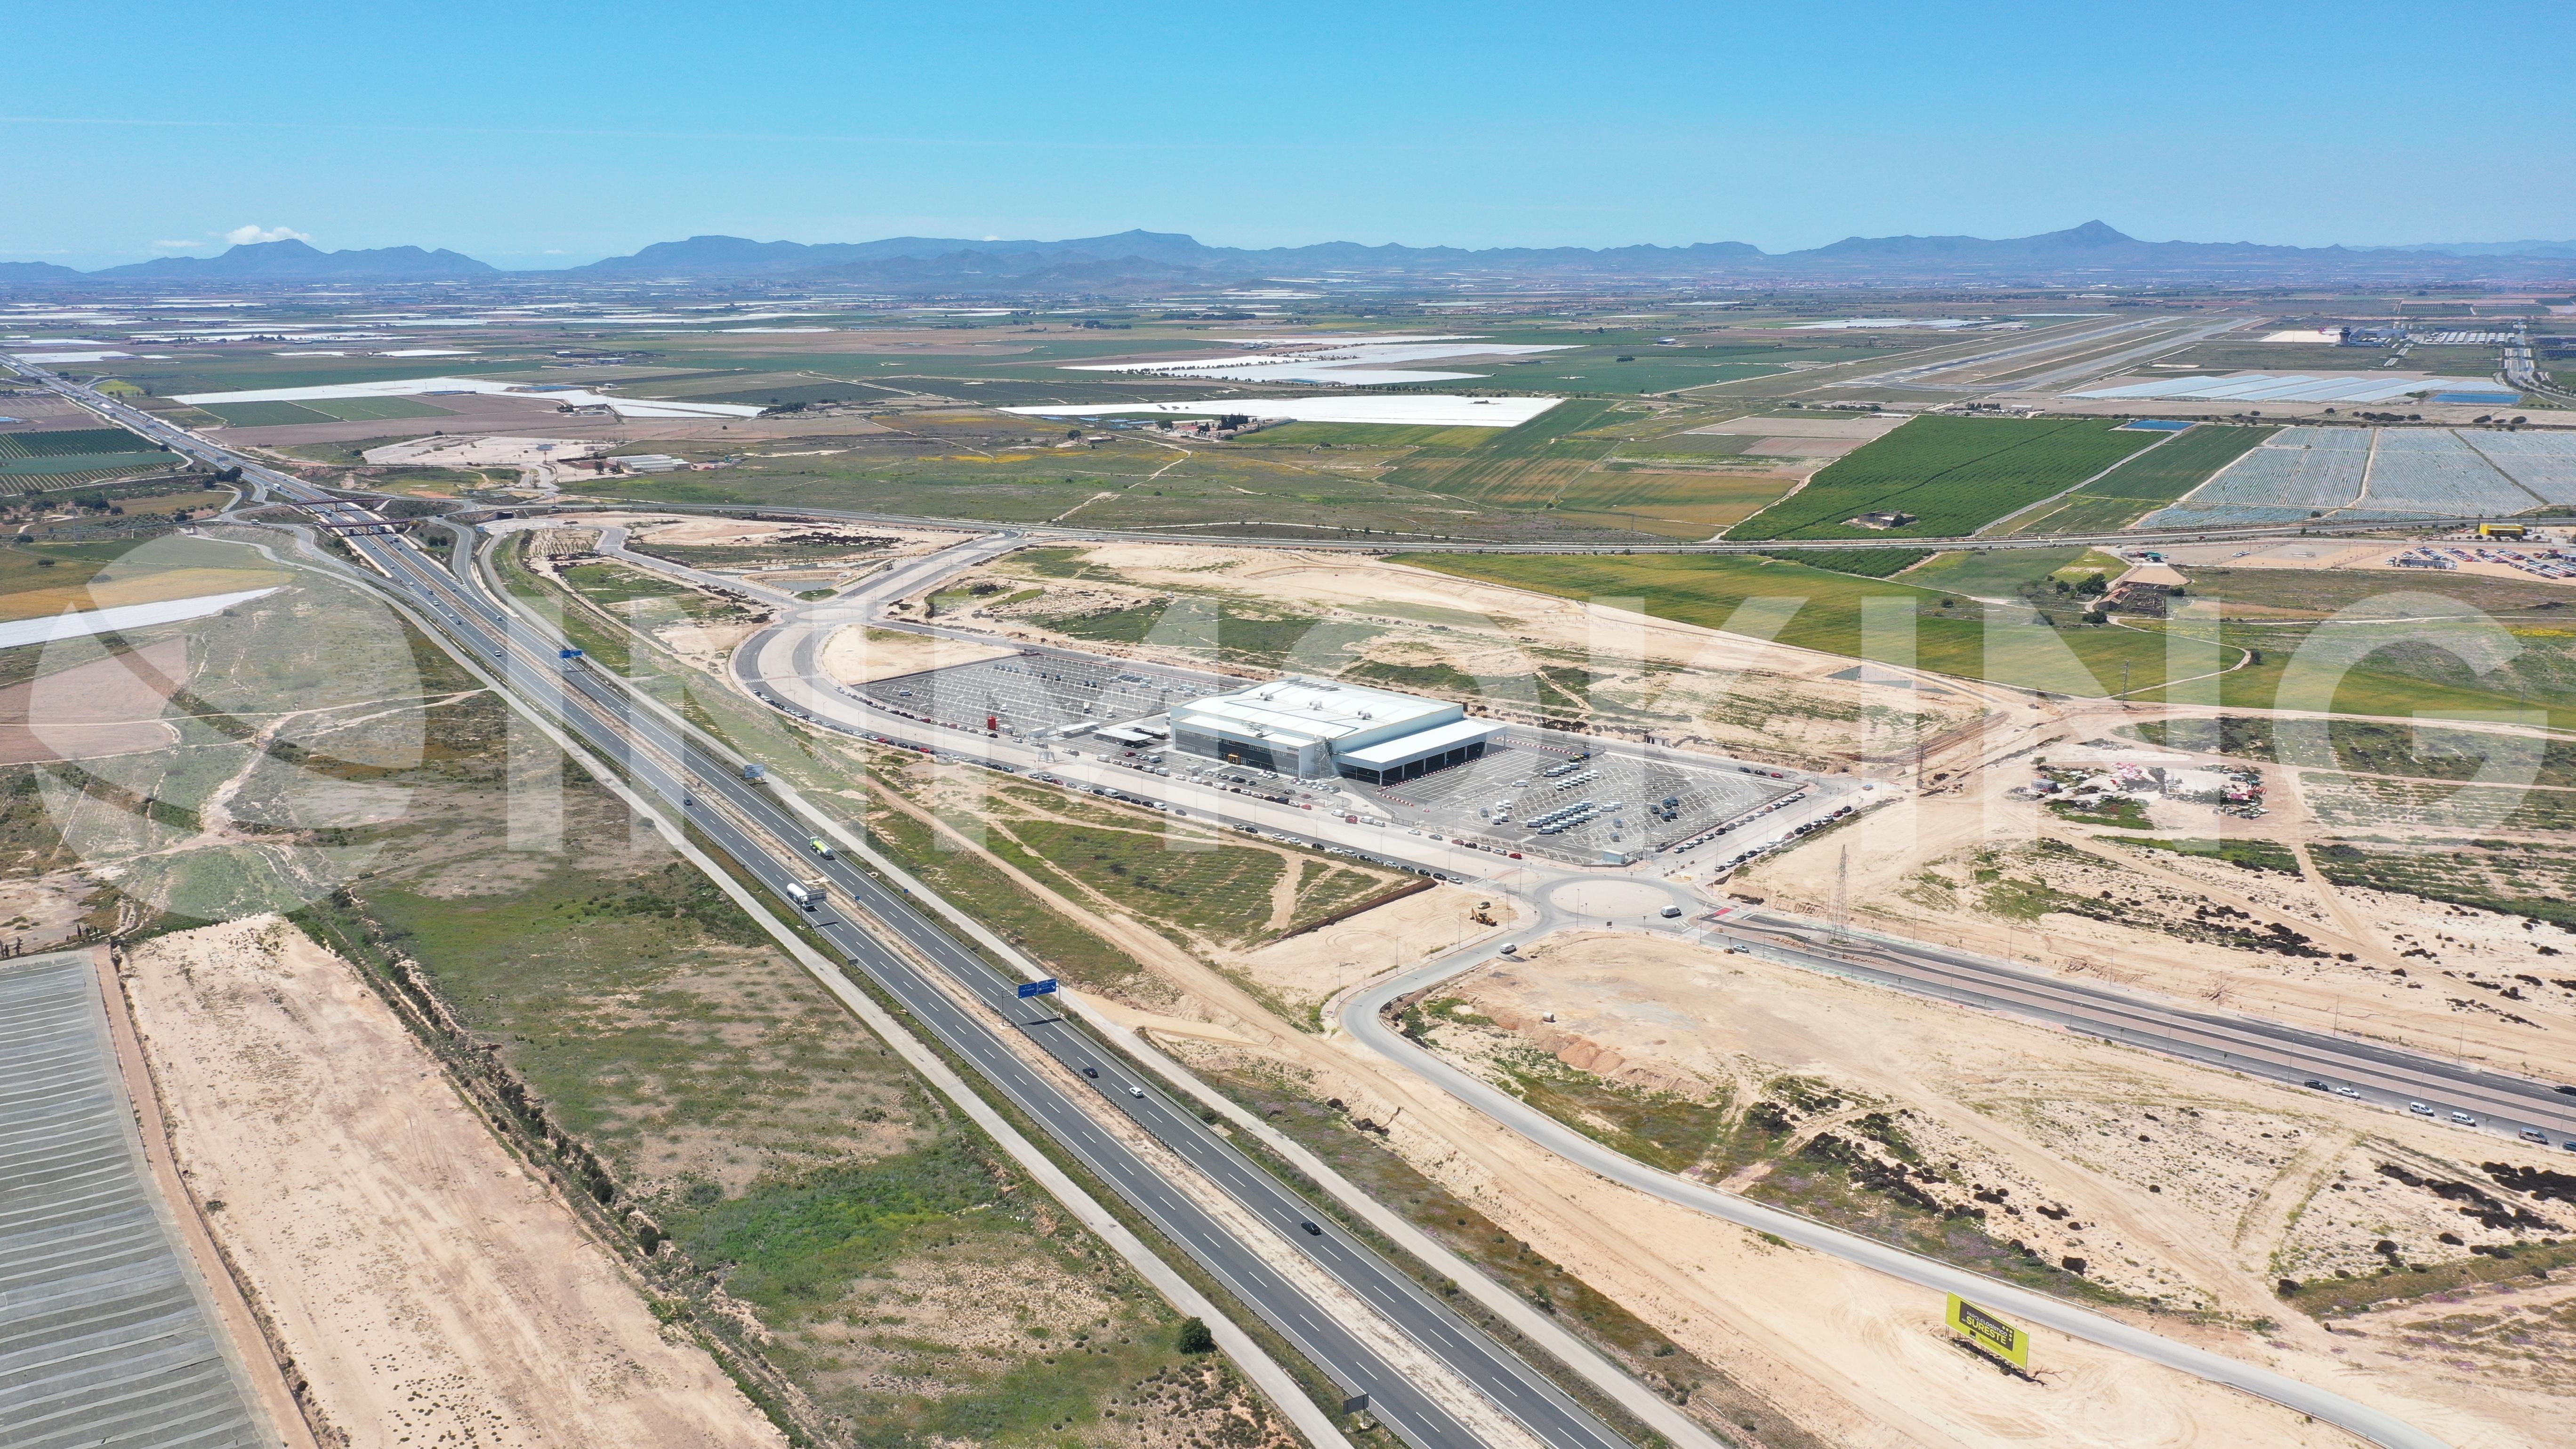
[569,229,1770,282]
[558,222,2576,289]
[87,239,498,281]
[0,261,82,285]
[11,224,2576,294]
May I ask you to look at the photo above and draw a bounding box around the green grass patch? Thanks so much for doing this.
[1403,550,2576,723]
[0,427,157,459]
[2310,838,2576,926]
[0,452,177,478]
[1899,547,2091,597]
[2126,837,2302,874]
[2080,424,2275,500]
[1774,547,1935,579]
[194,400,339,427]
[2280,1240,2576,1319]
[1240,421,1510,449]
[2132,715,2576,787]
[1727,417,2158,540]
[303,395,455,422]
[2046,795,2152,828]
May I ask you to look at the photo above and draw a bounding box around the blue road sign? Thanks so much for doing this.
[559,647,584,659]
[1016,978,1060,999]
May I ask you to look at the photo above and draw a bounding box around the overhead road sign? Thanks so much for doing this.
[1017,978,1060,999]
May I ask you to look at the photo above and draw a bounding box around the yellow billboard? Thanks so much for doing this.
[1945,1293,2029,1368]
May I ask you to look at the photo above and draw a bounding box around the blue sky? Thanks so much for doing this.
[9,1,2573,269]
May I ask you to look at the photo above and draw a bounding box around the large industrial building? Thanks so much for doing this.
[1166,676,1504,784]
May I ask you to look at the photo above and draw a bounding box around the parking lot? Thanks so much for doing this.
[852,651,1239,739]
[1352,729,1798,863]
[845,654,1806,864]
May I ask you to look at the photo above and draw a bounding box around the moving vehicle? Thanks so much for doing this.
[1659,905,1684,919]
[2451,1111,2478,1125]
[2521,1127,2551,1144]
[1127,1086,1146,1099]
[808,837,836,860]
[784,881,814,911]
[1300,1221,1323,1236]
[2409,1101,2434,1116]
[1083,1066,1099,1079]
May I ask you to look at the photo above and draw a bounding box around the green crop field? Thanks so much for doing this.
[1726,417,2158,541]
[1244,421,1512,449]
[304,395,454,422]
[0,427,154,459]
[1399,549,2576,724]
[1994,425,2274,535]
[196,401,338,427]
[0,452,178,478]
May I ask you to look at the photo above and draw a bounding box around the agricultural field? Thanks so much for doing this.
[1994,424,2273,535]
[196,396,455,427]
[584,404,1685,542]
[0,427,155,459]
[2351,428,2543,515]
[1403,549,2576,724]
[1725,417,2158,540]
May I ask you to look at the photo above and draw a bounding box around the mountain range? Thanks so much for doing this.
[8,225,2576,291]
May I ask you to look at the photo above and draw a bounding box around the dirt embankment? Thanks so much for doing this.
[122,915,786,1449]
[1405,930,2574,1449]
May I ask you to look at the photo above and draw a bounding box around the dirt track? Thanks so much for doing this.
[122,916,785,1449]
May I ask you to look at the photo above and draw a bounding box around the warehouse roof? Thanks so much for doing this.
[1336,717,1505,767]
[1170,676,1452,743]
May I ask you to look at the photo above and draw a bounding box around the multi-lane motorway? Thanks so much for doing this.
[12,357,2533,1449]
[5,359,1648,1449]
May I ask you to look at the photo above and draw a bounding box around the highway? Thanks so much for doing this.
[1332,935,2456,1449]
[8,358,1655,1449]
[14,358,2514,1449]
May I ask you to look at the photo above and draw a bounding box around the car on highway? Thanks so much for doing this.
[2303,1079,2328,1090]
[2333,1085,2362,1099]
[1082,1066,1099,1079]
[2451,1110,2478,1125]
[1300,1221,1322,1236]
[2409,1101,2435,1116]
[2522,1127,2551,1145]
[1127,1086,1145,1099]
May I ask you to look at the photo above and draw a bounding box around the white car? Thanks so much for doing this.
[2408,1101,2434,1116]
[2451,1110,2477,1126]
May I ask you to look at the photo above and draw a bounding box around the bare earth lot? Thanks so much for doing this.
[123,914,786,1449]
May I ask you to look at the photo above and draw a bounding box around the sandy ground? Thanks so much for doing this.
[122,915,786,1449]
[1440,931,2566,1314]
[0,564,289,625]
[362,435,609,467]
[1738,703,2576,1076]
[0,636,188,764]
[968,544,1988,768]
[1228,883,1520,1017]
[821,623,1015,684]
[1277,929,2547,1449]
[855,749,2382,1446]
[625,515,966,552]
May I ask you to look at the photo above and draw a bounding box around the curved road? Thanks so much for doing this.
[1335,926,2452,1449]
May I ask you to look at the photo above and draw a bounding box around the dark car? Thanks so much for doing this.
[1082,1066,1099,1079]
[2303,1079,2328,1090]
[1300,1221,1322,1236]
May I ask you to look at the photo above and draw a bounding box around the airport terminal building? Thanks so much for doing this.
[1167,676,1504,784]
